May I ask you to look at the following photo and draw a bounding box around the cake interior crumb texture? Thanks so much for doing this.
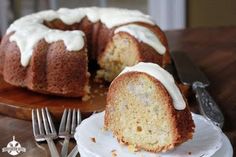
[97,32,140,81]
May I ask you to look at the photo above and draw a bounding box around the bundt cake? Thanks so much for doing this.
[0,7,170,97]
[104,62,195,152]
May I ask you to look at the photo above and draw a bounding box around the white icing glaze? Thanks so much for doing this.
[119,62,186,110]
[6,7,154,67]
[57,7,154,27]
[115,24,166,55]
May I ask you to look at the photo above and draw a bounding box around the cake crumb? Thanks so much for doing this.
[188,152,192,155]
[90,137,96,143]
[99,84,104,88]
[101,127,107,132]
[128,144,138,152]
[82,95,91,101]
[94,73,105,83]
[111,149,117,157]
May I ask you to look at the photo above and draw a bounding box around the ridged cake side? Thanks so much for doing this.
[0,32,89,97]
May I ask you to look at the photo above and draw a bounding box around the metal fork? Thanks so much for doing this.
[59,108,81,157]
[32,108,60,157]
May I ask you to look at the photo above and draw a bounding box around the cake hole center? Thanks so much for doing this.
[43,19,78,31]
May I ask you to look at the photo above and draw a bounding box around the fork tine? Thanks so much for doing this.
[36,108,45,135]
[77,109,81,126]
[65,109,72,133]
[32,109,39,137]
[45,108,57,134]
[42,108,50,135]
[59,109,67,133]
[71,109,76,134]
[66,109,81,157]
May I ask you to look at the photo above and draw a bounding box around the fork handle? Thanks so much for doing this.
[46,138,60,157]
[61,137,70,157]
[193,82,224,128]
[67,146,79,157]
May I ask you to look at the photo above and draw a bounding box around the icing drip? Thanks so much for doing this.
[115,24,166,55]
[9,27,85,66]
[119,62,186,110]
[6,7,154,67]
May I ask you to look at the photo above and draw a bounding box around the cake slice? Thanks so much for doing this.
[104,62,195,152]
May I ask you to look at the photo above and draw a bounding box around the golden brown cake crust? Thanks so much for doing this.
[0,12,170,97]
[105,72,195,153]
[0,32,89,97]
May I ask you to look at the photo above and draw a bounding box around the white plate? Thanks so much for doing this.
[77,133,233,157]
[75,112,227,157]
[211,134,233,157]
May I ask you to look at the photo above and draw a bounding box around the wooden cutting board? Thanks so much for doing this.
[0,76,108,121]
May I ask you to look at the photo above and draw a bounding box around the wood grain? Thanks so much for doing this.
[0,27,235,156]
